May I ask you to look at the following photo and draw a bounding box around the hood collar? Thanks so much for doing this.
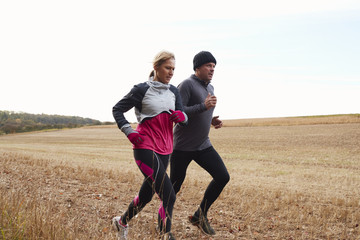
[147,77,170,90]
[192,74,210,86]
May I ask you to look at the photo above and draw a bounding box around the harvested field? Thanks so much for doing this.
[1,117,360,239]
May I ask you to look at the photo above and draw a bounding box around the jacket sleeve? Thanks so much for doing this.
[112,84,145,130]
[178,80,207,116]
[170,85,184,112]
[170,85,188,126]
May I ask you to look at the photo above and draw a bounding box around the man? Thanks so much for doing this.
[170,51,230,236]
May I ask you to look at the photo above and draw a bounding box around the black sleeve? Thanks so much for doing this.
[170,85,185,112]
[178,79,207,116]
[170,84,188,126]
[112,83,147,129]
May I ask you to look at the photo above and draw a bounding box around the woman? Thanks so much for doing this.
[112,51,187,240]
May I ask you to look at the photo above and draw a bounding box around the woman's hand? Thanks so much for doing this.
[169,110,186,123]
[127,131,144,145]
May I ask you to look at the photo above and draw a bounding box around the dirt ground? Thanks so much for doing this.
[1,122,360,239]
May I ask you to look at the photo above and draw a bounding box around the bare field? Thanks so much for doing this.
[1,120,360,239]
[223,114,360,127]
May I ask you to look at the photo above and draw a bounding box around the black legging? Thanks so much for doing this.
[170,146,230,215]
[121,149,175,233]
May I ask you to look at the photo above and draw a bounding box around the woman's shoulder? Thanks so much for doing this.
[133,81,149,88]
[131,81,150,92]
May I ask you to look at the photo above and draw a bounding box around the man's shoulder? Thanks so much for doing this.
[178,75,197,87]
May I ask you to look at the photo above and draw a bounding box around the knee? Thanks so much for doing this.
[138,194,153,206]
[171,180,182,194]
[218,172,230,187]
[169,189,176,205]
[160,188,176,207]
[225,173,230,184]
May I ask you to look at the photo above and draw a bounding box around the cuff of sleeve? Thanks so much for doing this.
[120,124,133,136]
[201,103,207,111]
[178,112,188,126]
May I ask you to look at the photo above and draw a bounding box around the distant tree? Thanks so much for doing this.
[0,110,104,134]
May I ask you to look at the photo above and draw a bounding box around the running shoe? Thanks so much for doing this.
[112,216,129,240]
[161,232,176,240]
[188,209,215,236]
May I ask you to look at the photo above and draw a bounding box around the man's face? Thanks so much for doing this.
[196,62,216,83]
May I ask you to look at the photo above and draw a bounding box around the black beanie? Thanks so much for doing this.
[193,51,217,71]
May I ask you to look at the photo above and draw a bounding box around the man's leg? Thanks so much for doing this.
[194,146,230,214]
[170,150,194,194]
[191,146,230,235]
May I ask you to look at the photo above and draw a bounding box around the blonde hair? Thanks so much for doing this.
[149,50,175,78]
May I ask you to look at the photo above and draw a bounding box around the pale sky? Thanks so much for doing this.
[1,0,359,122]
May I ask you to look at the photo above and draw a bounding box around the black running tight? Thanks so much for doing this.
[121,149,175,233]
[170,146,230,215]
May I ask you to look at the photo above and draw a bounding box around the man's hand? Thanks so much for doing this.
[205,93,217,110]
[211,116,223,129]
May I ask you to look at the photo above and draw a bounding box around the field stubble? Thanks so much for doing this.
[1,118,360,239]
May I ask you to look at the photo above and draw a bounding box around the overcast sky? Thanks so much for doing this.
[1,0,359,122]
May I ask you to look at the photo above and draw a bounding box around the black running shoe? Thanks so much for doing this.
[188,209,215,236]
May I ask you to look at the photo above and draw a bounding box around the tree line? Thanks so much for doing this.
[0,111,111,135]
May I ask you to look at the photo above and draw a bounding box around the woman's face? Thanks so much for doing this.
[154,58,175,84]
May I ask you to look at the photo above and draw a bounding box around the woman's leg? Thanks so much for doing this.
[121,182,154,225]
[152,152,175,233]
[122,149,175,232]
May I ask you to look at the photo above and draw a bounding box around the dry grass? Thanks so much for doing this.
[1,117,360,239]
[223,114,360,127]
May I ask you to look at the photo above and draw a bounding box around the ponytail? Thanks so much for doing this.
[149,70,155,78]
